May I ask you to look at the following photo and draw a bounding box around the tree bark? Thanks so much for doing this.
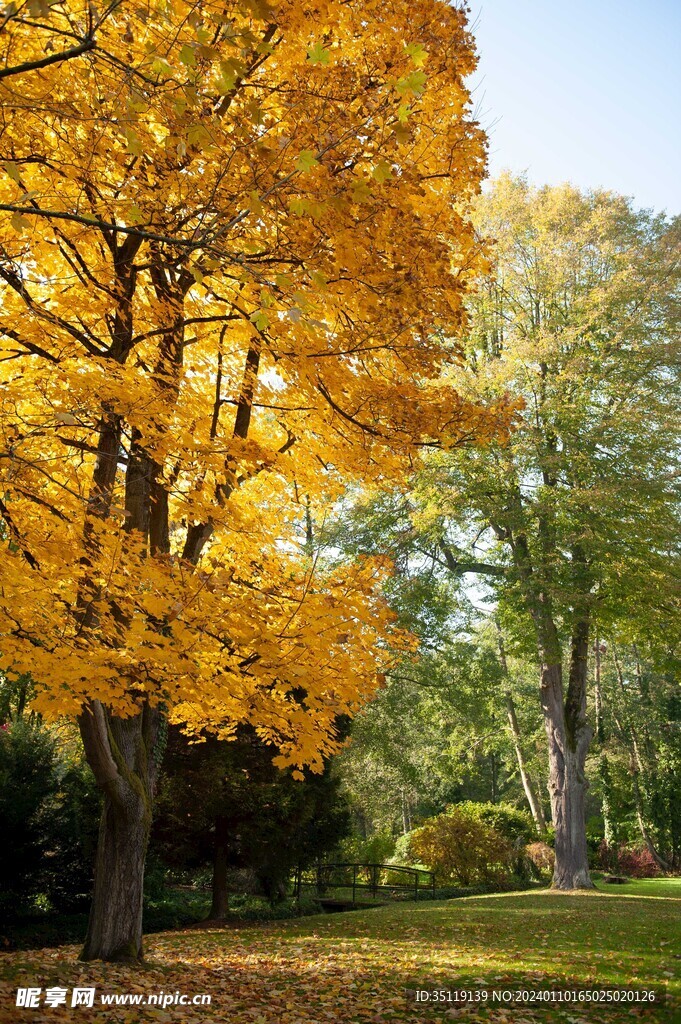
[82,784,150,961]
[75,258,187,962]
[501,520,592,885]
[541,645,593,889]
[79,702,162,960]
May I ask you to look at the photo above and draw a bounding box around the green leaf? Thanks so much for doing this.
[123,127,144,157]
[307,41,330,66]
[395,70,427,98]
[127,204,144,225]
[179,43,196,67]
[250,309,269,331]
[151,57,174,79]
[295,150,319,173]
[309,269,328,290]
[372,160,393,184]
[405,42,428,66]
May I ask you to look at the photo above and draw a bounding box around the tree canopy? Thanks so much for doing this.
[331,175,681,888]
[0,0,510,768]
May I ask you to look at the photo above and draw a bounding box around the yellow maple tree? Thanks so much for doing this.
[0,0,510,959]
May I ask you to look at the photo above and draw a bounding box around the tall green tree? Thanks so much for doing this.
[410,176,681,887]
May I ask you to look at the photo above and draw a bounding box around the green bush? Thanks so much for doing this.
[339,829,396,865]
[409,806,514,885]
[0,717,100,918]
[391,830,418,866]
[0,718,58,914]
[457,802,535,845]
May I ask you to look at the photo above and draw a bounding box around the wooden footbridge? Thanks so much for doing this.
[293,862,436,910]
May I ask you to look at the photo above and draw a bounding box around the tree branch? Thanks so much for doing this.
[0,37,95,80]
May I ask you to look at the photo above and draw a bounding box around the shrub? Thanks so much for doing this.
[0,717,100,918]
[391,830,418,866]
[339,829,396,865]
[525,841,555,876]
[0,718,58,914]
[596,840,619,874]
[597,843,661,878]
[457,802,536,846]
[409,807,513,885]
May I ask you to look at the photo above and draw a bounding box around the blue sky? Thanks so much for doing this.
[468,0,681,213]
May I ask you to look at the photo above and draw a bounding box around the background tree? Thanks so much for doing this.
[0,0,504,959]
[590,641,681,872]
[404,176,681,887]
[152,724,350,918]
[328,506,548,836]
[0,678,100,922]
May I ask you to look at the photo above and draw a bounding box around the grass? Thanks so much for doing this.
[596,876,681,900]
[3,890,326,952]
[0,881,678,1022]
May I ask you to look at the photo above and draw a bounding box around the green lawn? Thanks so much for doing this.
[1,882,679,1022]
[595,876,681,900]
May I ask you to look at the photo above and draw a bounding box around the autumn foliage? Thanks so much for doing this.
[409,806,514,886]
[0,0,512,769]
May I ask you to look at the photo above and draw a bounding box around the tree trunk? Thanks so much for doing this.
[82,787,150,961]
[79,701,162,961]
[496,502,593,888]
[490,750,498,803]
[74,269,187,962]
[599,754,616,848]
[210,817,230,919]
[540,654,593,889]
[495,622,547,832]
[593,633,615,846]
[504,691,547,832]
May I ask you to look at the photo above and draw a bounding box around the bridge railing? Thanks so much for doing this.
[293,862,436,904]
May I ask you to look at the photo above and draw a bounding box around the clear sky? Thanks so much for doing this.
[468,0,681,213]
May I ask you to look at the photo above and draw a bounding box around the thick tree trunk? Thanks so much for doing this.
[540,654,593,889]
[210,817,230,919]
[82,787,150,961]
[79,701,162,961]
[74,268,187,962]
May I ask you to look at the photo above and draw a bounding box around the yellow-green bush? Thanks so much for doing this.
[409,806,514,885]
